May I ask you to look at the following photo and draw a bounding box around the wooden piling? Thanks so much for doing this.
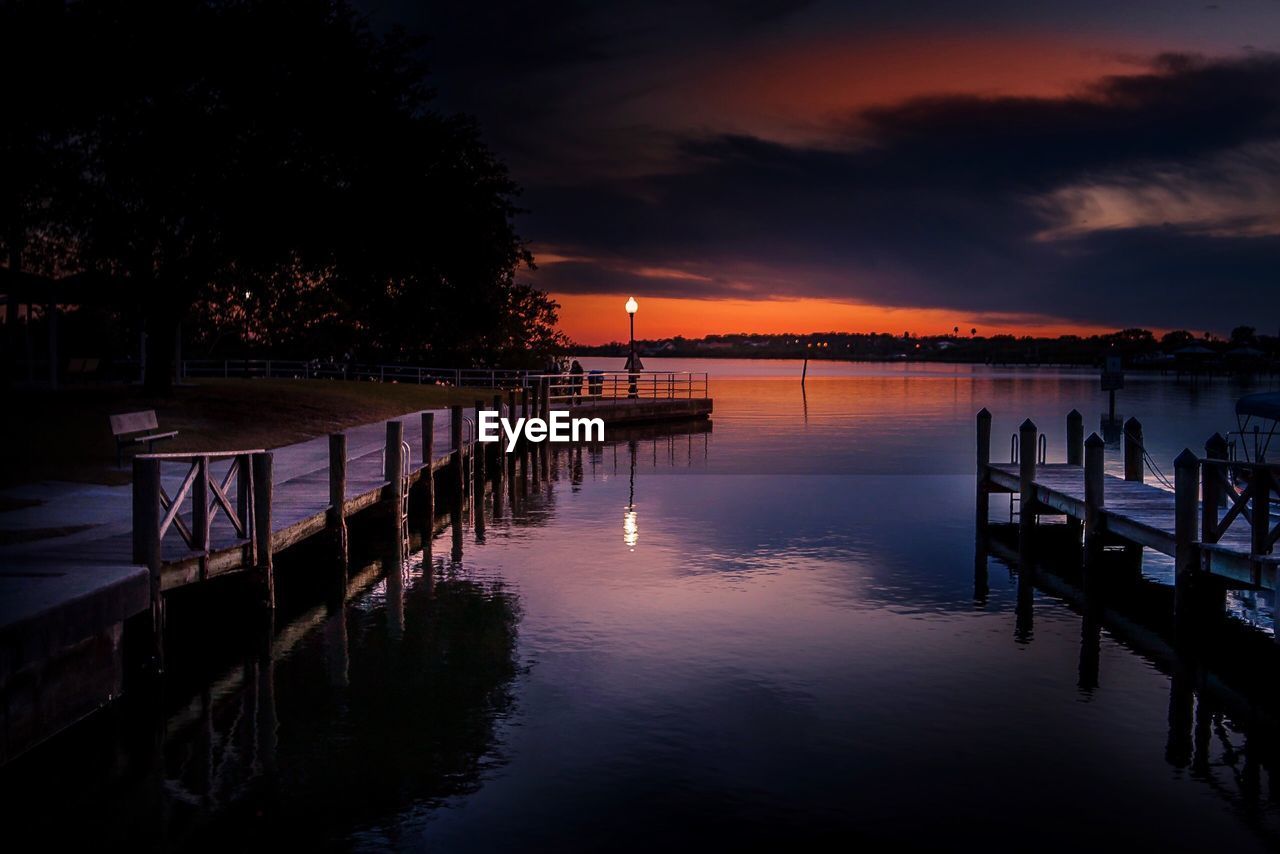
[133,456,164,670]
[1018,418,1037,511]
[1123,417,1144,483]
[1173,449,1199,626]
[328,433,348,577]
[385,420,405,501]
[420,412,435,542]
[252,451,275,609]
[1084,433,1106,560]
[1066,409,1084,466]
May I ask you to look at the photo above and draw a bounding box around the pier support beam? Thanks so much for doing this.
[328,433,348,581]
[450,404,464,561]
[1018,419,1038,549]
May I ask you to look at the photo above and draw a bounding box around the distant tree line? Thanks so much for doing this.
[1,0,566,392]
[579,326,1279,368]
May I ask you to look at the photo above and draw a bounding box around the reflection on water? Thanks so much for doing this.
[5,364,1280,850]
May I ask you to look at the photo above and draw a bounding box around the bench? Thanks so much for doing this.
[109,410,179,466]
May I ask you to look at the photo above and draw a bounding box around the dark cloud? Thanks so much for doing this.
[357,0,1280,330]
[525,53,1280,329]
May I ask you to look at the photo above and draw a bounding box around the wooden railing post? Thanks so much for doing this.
[329,433,348,578]
[237,453,252,536]
[192,456,210,554]
[1205,433,1229,511]
[1251,466,1271,556]
[1173,449,1199,625]
[133,456,165,671]
[1066,409,1084,466]
[1201,438,1224,544]
[1123,417,1144,482]
[252,451,274,609]
[1084,433,1106,559]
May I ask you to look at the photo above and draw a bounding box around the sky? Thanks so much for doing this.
[359,0,1280,343]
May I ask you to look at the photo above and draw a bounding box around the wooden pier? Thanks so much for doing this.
[1,382,712,761]
[977,408,1280,626]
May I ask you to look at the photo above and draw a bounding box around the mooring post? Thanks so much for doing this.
[252,451,275,609]
[1084,433,1106,561]
[1205,433,1228,512]
[329,433,348,578]
[450,404,464,499]
[133,456,165,670]
[1123,417,1144,483]
[1173,449,1200,628]
[421,412,435,543]
[1019,418,1037,514]
[385,420,405,500]
[1067,409,1084,466]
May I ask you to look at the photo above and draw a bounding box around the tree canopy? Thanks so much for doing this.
[1,0,565,390]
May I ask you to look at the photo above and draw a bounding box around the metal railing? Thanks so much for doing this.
[180,359,530,387]
[530,371,709,405]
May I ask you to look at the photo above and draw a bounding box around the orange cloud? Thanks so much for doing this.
[645,31,1151,147]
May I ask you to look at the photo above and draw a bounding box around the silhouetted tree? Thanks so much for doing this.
[2,0,561,391]
[1230,325,1257,345]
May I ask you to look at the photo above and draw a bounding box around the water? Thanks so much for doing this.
[5,360,1280,851]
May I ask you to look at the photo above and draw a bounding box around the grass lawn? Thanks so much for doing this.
[1,379,495,487]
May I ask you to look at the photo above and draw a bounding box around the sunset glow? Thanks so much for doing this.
[552,293,1113,345]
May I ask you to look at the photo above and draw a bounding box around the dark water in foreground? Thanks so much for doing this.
[5,362,1280,850]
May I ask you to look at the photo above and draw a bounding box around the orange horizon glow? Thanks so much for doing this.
[552,294,1117,345]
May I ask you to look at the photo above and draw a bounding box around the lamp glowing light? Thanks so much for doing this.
[625,296,638,315]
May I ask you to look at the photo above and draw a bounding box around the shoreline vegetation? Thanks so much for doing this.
[575,326,1279,370]
[0,379,490,488]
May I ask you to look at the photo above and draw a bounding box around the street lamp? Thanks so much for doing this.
[242,289,253,379]
[625,297,638,398]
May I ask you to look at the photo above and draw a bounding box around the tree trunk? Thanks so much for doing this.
[144,312,177,395]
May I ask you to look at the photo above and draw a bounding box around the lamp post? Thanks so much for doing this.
[242,289,253,379]
[625,296,638,398]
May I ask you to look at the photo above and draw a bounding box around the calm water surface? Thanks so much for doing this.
[7,360,1280,851]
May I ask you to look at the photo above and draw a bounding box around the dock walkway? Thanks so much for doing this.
[978,410,1279,598]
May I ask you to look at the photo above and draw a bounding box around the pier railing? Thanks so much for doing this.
[1199,458,1280,556]
[531,371,709,405]
[133,450,271,574]
[180,359,527,387]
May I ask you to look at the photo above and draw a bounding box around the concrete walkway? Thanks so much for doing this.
[0,408,453,640]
